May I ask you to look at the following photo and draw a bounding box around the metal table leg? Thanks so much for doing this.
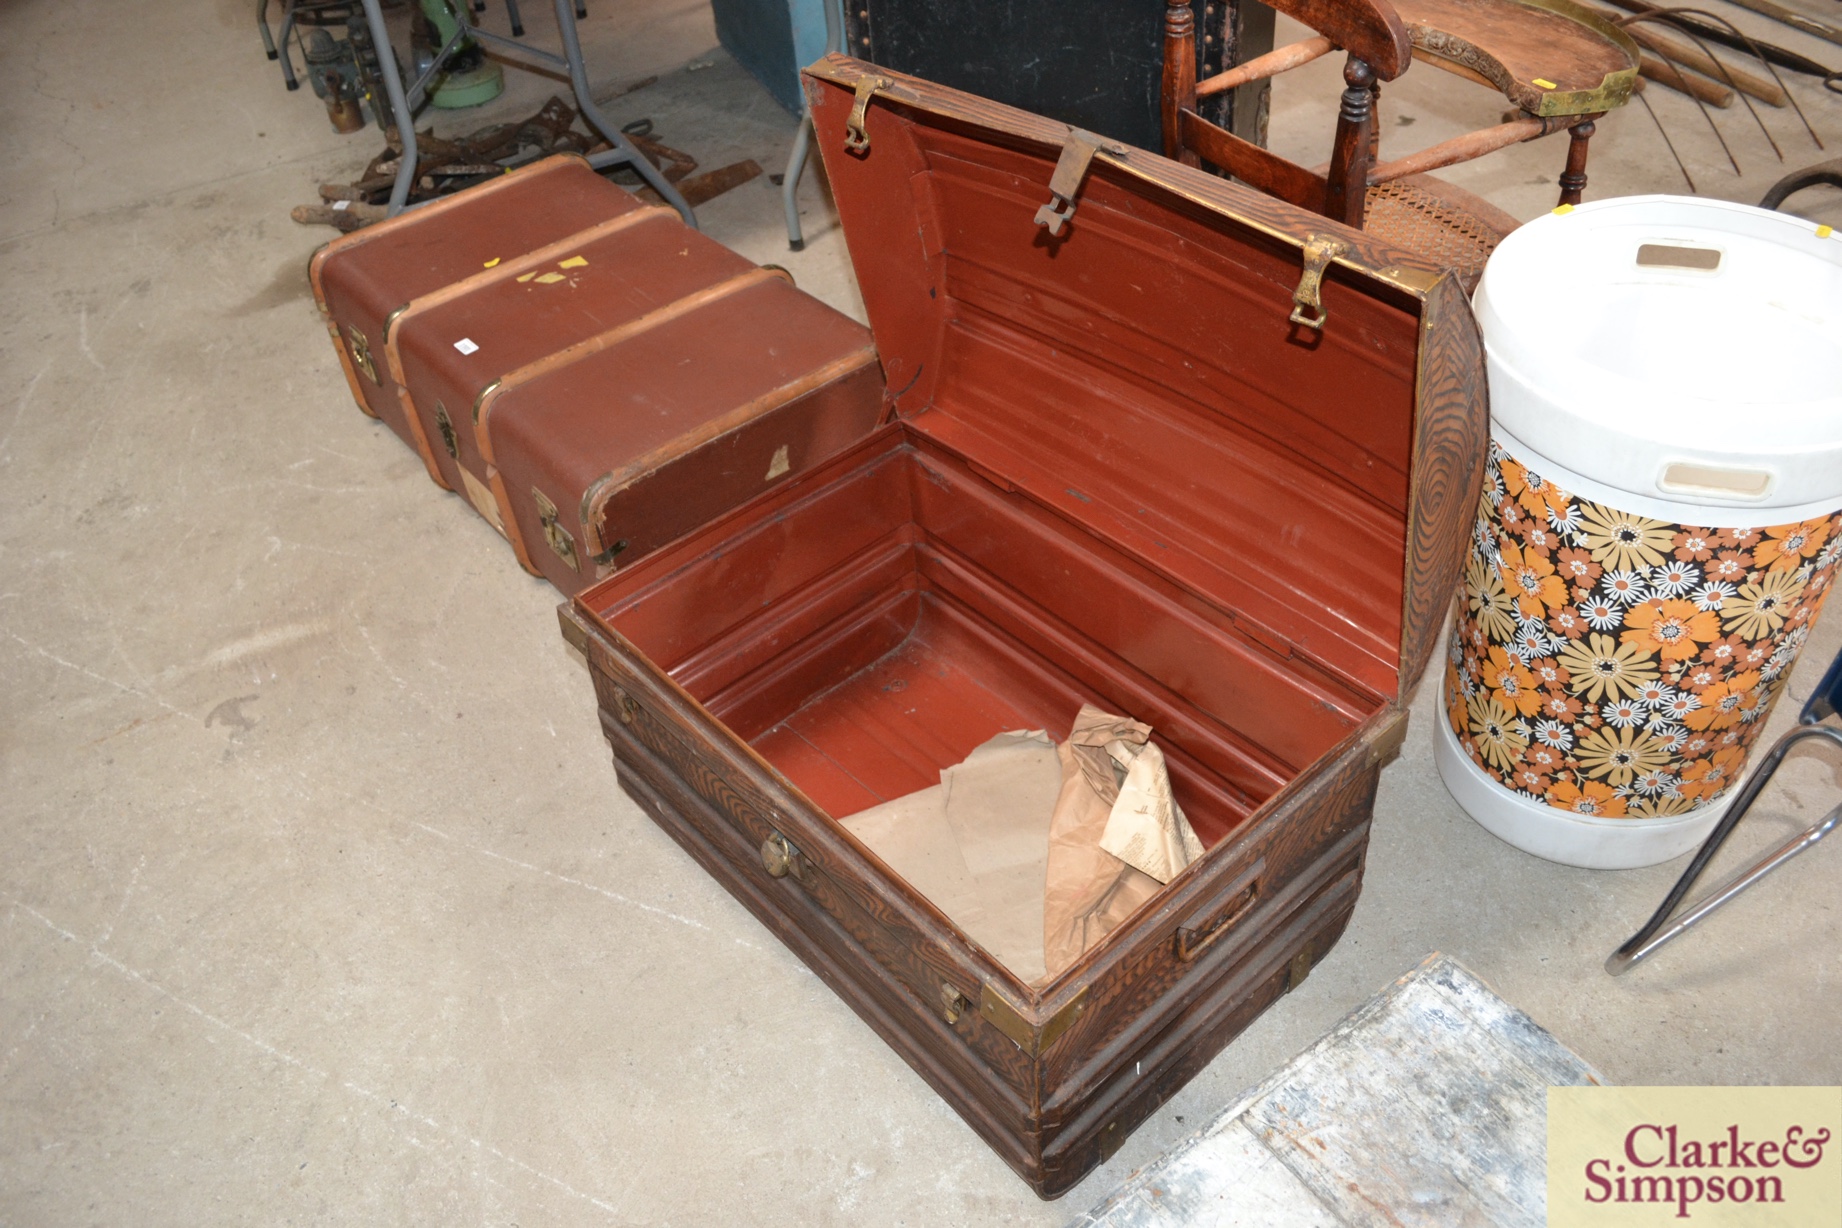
[358,0,420,216]
[782,116,814,250]
[782,0,843,250]
[548,0,696,225]
[278,1,303,89]
[259,0,280,59]
[360,0,688,224]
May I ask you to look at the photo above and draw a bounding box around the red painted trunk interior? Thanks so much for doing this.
[590,429,1367,850]
[578,72,1427,852]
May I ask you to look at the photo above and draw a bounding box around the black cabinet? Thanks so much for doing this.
[843,0,1273,153]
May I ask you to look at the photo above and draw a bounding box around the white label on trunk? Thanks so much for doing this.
[453,338,479,355]
[331,199,350,211]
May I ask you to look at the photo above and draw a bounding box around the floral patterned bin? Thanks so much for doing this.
[1434,197,1842,868]
[1438,439,1841,865]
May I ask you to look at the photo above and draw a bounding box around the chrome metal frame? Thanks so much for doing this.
[1606,647,1842,975]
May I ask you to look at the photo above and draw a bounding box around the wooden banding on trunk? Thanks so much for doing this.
[309,156,636,487]
[335,161,886,593]
[473,263,883,593]
[380,206,674,478]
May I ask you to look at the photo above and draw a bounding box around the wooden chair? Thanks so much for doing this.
[1161,0,1639,287]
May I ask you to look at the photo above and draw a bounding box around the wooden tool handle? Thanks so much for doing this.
[1640,50,1736,106]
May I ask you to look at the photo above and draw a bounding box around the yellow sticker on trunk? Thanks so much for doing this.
[482,257,501,268]
[1533,77,1558,89]
[557,255,588,269]
[516,272,536,282]
[535,272,566,284]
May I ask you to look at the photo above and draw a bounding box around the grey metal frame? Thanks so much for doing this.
[259,0,355,91]
[355,0,696,224]
[780,0,845,250]
[261,1,582,82]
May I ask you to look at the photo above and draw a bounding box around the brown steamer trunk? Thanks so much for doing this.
[471,269,886,593]
[377,195,887,585]
[382,204,737,527]
[561,57,1488,1197]
[308,155,640,486]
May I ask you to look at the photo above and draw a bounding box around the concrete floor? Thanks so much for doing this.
[2,0,1840,1223]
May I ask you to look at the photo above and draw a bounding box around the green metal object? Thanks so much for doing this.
[420,0,504,109]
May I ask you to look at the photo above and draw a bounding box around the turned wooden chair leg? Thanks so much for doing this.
[1369,80,1382,163]
[1326,56,1376,228]
[1163,0,1200,167]
[1558,119,1595,207]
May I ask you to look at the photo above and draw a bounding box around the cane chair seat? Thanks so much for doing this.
[1362,174,1522,290]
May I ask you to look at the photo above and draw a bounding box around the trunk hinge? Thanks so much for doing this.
[844,75,894,154]
[1289,234,1350,331]
[1034,129,1127,237]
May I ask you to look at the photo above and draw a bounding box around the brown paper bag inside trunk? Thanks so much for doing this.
[842,705,1204,986]
[1043,705,1205,978]
[842,730,1062,983]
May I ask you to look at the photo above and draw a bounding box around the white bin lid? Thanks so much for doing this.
[1475,196,1842,518]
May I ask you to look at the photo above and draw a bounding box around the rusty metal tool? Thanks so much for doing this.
[1598,0,1840,82]
[1760,155,1842,208]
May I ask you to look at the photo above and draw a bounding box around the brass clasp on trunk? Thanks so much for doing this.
[1287,941,1321,991]
[532,487,579,573]
[844,75,893,154]
[433,402,459,459]
[1035,129,1127,237]
[345,324,378,383]
[940,983,969,1025]
[760,831,809,882]
[1289,235,1349,331]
